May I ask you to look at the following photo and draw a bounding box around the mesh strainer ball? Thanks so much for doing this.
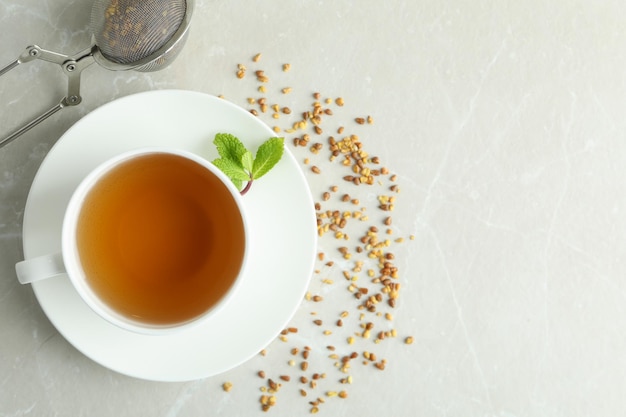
[90,0,191,72]
[0,0,194,147]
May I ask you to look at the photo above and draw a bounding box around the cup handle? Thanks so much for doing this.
[15,253,66,284]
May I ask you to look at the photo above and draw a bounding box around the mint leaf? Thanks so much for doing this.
[212,157,250,190]
[210,134,284,196]
[214,133,247,167]
[241,150,253,173]
[252,137,284,179]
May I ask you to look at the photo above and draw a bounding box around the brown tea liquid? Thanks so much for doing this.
[76,153,245,325]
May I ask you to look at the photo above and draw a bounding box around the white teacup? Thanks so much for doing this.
[16,148,249,335]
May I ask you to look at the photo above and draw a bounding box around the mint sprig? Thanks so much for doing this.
[212,133,284,195]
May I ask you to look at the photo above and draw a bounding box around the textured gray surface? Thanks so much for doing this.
[2,1,626,416]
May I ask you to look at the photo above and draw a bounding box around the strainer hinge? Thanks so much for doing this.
[0,45,96,148]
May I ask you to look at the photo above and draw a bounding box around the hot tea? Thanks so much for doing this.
[75,152,246,325]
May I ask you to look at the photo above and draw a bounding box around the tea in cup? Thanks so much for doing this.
[16,148,249,334]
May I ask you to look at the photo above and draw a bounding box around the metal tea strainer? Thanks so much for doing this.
[0,0,194,148]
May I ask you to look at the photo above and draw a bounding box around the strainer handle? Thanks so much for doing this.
[0,46,44,76]
[0,45,95,148]
[0,101,67,147]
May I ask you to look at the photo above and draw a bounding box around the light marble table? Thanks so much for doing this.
[2,1,626,416]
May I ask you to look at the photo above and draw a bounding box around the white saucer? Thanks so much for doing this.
[22,90,317,382]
